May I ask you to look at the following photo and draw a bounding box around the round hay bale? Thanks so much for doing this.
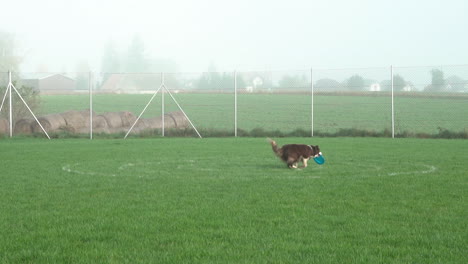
[78,109,96,126]
[163,113,177,128]
[92,115,110,134]
[32,114,66,133]
[73,127,91,134]
[60,110,87,129]
[144,117,163,129]
[131,118,153,133]
[140,112,184,130]
[93,126,111,134]
[168,111,190,128]
[0,118,8,134]
[14,119,33,134]
[101,112,123,128]
[135,118,150,129]
[93,115,108,129]
[119,111,137,127]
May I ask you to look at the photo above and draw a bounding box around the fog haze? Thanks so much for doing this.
[2,0,467,73]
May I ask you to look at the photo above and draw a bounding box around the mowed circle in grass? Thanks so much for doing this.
[324,159,437,178]
[62,159,216,178]
[62,161,164,178]
[62,158,437,180]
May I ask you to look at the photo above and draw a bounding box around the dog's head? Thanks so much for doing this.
[309,145,321,157]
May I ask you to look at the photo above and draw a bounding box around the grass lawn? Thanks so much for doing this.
[35,93,468,135]
[0,137,467,263]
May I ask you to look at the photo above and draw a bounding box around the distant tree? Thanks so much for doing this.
[196,63,221,90]
[221,72,246,91]
[75,60,90,90]
[0,31,40,121]
[195,63,245,91]
[100,39,121,84]
[277,74,309,90]
[123,35,148,73]
[314,78,342,91]
[346,75,365,91]
[393,74,407,91]
[445,75,466,92]
[425,69,445,92]
[197,72,221,90]
[0,31,21,72]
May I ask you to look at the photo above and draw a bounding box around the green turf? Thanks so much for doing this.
[35,93,468,135]
[0,137,466,263]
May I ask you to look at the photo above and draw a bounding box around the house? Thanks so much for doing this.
[100,74,163,94]
[21,73,76,94]
[100,74,136,94]
[402,84,416,92]
[369,83,381,92]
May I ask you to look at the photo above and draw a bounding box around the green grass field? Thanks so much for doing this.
[1,137,467,263]
[34,93,468,136]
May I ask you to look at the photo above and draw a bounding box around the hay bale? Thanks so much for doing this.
[14,119,33,134]
[119,111,137,127]
[101,112,123,128]
[144,116,163,129]
[60,110,88,129]
[77,109,95,124]
[130,118,154,134]
[92,115,110,134]
[93,115,108,128]
[163,113,177,128]
[135,111,188,131]
[167,111,190,128]
[93,126,111,134]
[32,114,66,133]
[0,118,8,134]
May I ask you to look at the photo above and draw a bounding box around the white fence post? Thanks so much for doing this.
[8,71,12,138]
[89,71,93,140]
[162,72,165,137]
[391,65,395,138]
[234,70,237,137]
[311,68,314,137]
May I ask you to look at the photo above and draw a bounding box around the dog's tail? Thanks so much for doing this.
[266,138,281,157]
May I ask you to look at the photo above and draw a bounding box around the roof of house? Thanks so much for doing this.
[20,73,75,81]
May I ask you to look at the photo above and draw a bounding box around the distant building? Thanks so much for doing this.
[100,74,161,94]
[21,73,76,94]
[369,83,381,92]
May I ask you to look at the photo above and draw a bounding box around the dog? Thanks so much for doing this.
[267,138,321,169]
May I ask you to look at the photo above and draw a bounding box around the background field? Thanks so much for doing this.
[0,137,467,263]
[33,93,468,137]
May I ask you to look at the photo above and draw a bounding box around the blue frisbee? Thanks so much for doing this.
[313,153,325,165]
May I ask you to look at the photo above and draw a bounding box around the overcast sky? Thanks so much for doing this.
[1,0,467,73]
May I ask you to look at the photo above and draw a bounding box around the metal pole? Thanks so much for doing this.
[124,85,163,139]
[161,72,165,137]
[0,81,8,114]
[8,71,12,138]
[165,87,202,138]
[234,70,237,137]
[10,83,50,139]
[391,65,395,138]
[89,71,93,140]
[311,68,314,137]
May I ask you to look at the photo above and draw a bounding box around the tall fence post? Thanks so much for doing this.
[89,71,93,140]
[234,70,237,137]
[391,65,395,138]
[311,68,314,137]
[161,72,165,137]
[8,71,12,138]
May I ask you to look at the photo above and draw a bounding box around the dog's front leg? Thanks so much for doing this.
[300,158,308,168]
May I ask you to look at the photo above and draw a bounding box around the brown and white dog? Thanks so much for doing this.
[268,138,321,169]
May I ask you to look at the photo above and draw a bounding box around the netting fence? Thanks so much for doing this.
[1,65,467,139]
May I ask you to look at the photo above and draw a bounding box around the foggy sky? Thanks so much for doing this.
[1,0,467,73]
